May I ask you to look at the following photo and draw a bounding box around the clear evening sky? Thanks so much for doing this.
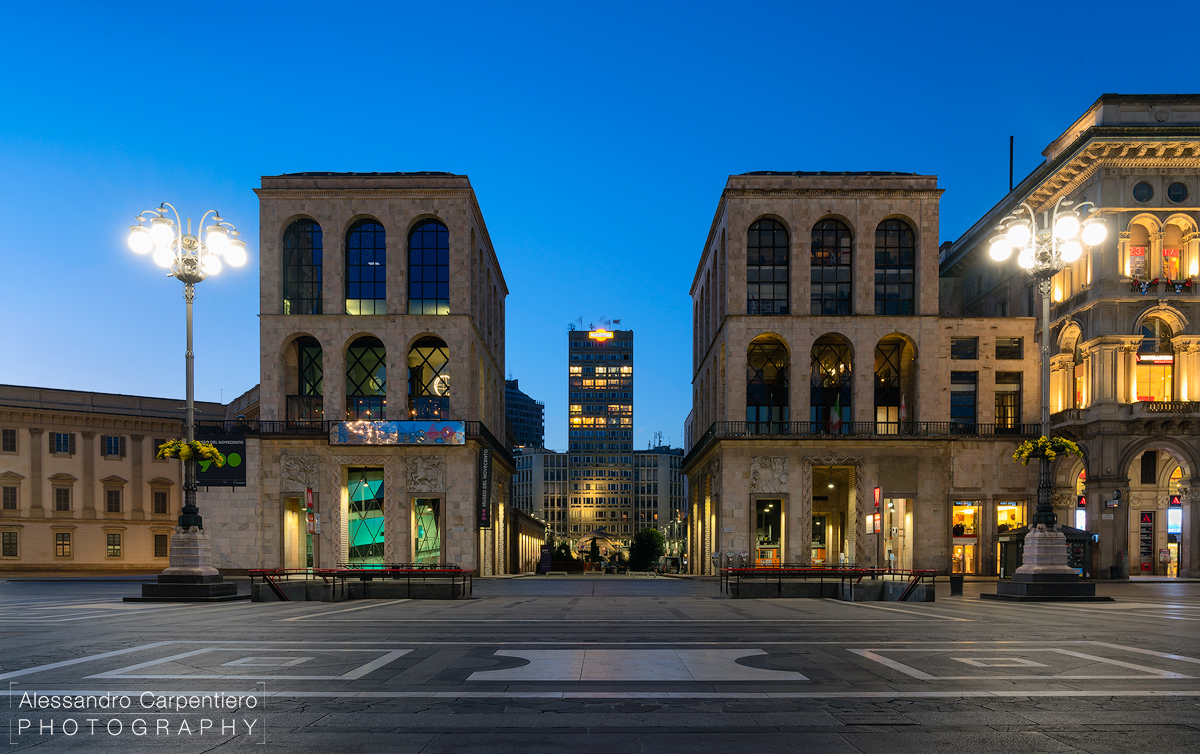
[0,1,1193,451]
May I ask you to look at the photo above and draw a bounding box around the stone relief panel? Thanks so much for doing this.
[798,461,813,566]
[749,457,789,494]
[407,455,446,493]
[280,455,319,493]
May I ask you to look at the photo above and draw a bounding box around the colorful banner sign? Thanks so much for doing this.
[1137,353,1174,364]
[478,447,492,529]
[329,421,465,446]
[194,431,247,487]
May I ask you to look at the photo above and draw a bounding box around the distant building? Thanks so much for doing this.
[505,379,544,449]
[633,446,687,555]
[513,448,567,539]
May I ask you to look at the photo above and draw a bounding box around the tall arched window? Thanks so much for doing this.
[811,335,852,431]
[874,219,915,315]
[346,220,386,315]
[746,336,788,434]
[408,220,449,315]
[283,220,322,315]
[287,336,323,421]
[1136,317,1174,402]
[874,335,915,432]
[408,336,450,420]
[346,337,386,419]
[811,220,852,315]
[747,220,789,315]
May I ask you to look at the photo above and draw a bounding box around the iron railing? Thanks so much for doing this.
[721,565,936,600]
[685,420,1039,468]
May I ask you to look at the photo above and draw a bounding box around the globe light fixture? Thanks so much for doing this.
[1006,221,1031,247]
[1060,240,1082,263]
[224,238,248,267]
[990,237,1013,261]
[1053,212,1080,240]
[128,225,153,254]
[1082,218,1107,246]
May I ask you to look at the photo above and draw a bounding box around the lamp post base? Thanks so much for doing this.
[124,527,248,602]
[981,524,1112,602]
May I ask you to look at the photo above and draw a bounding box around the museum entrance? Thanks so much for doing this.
[755,498,782,566]
[811,466,853,565]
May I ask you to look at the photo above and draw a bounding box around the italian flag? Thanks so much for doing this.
[829,395,842,433]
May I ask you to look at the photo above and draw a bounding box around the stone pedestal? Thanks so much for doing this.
[124,527,247,602]
[982,524,1111,602]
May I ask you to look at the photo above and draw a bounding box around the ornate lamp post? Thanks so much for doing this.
[984,198,1108,600]
[125,203,249,602]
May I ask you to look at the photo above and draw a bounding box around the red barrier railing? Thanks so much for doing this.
[248,567,473,600]
[720,566,936,600]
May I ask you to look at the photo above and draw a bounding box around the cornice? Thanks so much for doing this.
[254,189,476,200]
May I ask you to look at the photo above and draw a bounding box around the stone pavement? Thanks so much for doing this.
[1,575,1199,752]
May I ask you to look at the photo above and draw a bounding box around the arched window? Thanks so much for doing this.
[874,335,915,432]
[746,337,788,434]
[812,220,852,315]
[408,220,449,315]
[346,337,386,419]
[1140,317,1173,353]
[874,220,915,315]
[1136,317,1174,402]
[408,336,450,420]
[747,220,789,315]
[346,220,386,315]
[811,335,852,431]
[282,220,322,315]
[287,336,323,421]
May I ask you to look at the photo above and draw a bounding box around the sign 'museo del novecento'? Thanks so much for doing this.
[329,421,466,446]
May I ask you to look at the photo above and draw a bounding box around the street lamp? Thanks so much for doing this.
[125,203,248,602]
[984,197,1107,601]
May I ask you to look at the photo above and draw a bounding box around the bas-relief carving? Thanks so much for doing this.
[280,455,319,492]
[407,455,446,493]
[798,461,813,565]
[749,457,789,494]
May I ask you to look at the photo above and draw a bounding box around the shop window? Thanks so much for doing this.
[55,532,71,557]
[951,337,978,360]
[995,372,1021,428]
[996,502,1025,533]
[2,531,18,556]
[282,219,323,315]
[755,499,781,566]
[874,219,915,315]
[811,219,852,315]
[995,337,1022,360]
[952,502,977,537]
[747,219,789,315]
[950,372,977,427]
[348,469,385,565]
[106,533,121,558]
[811,514,828,564]
[154,534,169,558]
[345,220,387,315]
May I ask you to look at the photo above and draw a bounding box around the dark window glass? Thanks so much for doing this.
[950,372,977,426]
[1,428,14,453]
[2,486,15,510]
[153,490,168,515]
[2,531,17,557]
[995,337,1022,359]
[55,488,70,511]
[746,338,789,433]
[106,489,121,513]
[1167,182,1188,204]
[288,336,325,421]
[283,220,323,315]
[346,220,386,315]
[154,534,169,558]
[811,220,853,315]
[53,433,72,454]
[1133,182,1154,203]
[874,219,915,315]
[106,533,121,558]
[408,337,450,420]
[103,435,124,457]
[1140,318,1173,353]
[1141,450,1158,485]
[55,532,70,557]
[995,372,1021,428]
[810,336,852,430]
[747,219,789,315]
[951,337,978,360]
[408,220,450,315]
[346,337,387,420]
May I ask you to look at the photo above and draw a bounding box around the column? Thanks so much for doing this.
[1118,231,1131,278]
[1150,231,1164,279]
[797,460,813,565]
[1050,354,1073,414]
[1181,483,1200,578]
[28,428,43,517]
[81,431,96,519]
[131,435,144,520]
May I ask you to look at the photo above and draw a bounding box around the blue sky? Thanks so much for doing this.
[0,1,1193,451]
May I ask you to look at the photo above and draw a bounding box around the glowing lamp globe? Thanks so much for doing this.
[224,239,248,267]
[128,225,153,254]
[1082,220,1107,246]
[202,254,223,276]
[1006,222,1031,247]
[152,246,174,268]
[1054,213,1080,240]
[206,227,228,253]
[1060,240,1082,263]
[1018,248,1035,270]
[989,238,1013,261]
[149,217,175,247]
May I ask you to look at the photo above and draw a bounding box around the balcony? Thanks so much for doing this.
[286,395,323,421]
[683,420,1040,469]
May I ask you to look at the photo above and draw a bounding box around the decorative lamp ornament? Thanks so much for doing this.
[128,225,153,254]
[1082,219,1107,246]
[990,237,1013,261]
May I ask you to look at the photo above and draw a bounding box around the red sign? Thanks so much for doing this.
[1077,495,1087,508]
[1170,495,1182,507]
[1129,246,1146,257]
[305,487,314,510]
[1137,353,1174,364]
[873,487,881,509]
[1141,512,1154,524]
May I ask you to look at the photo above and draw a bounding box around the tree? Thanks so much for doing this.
[629,528,667,571]
[588,538,601,564]
[552,541,575,562]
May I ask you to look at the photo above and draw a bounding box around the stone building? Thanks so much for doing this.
[0,385,223,572]
[941,93,1200,578]
[682,172,1042,576]
[201,172,518,575]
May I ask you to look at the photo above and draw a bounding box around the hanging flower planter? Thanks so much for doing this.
[1011,436,1082,466]
[156,439,226,467]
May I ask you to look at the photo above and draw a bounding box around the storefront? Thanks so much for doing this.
[951,501,978,574]
[952,499,1027,575]
[882,498,912,570]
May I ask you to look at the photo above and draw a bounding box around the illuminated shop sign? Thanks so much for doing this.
[589,329,614,341]
[1137,353,1174,364]
[1077,495,1087,508]
[329,420,465,446]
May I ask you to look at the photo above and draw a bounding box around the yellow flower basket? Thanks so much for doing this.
[156,439,226,467]
[1011,436,1081,466]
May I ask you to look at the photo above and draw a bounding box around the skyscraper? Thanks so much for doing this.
[505,379,545,449]
[567,328,635,547]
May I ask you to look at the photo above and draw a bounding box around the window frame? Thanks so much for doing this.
[407,219,450,315]
[811,219,853,315]
[282,219,324,315]
[345,219,387,315]
[54,531,72,558]
[995,337,1023,360]
[746,219,789,315]
[951,337,979,360]
[874,219,915,315]
[1,428,16,454]
[1,530,18,557]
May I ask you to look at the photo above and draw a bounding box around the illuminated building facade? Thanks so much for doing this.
[568,328,635,548]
